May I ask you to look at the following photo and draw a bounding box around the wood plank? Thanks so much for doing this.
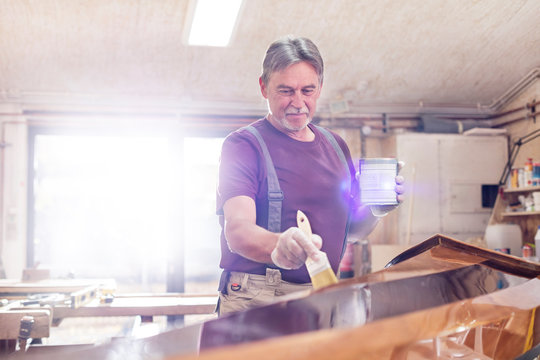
[0,279,116,295]
[113,292,217,298]
[52,295,217,319]
[0,309,51,339]
[502,210,540,216]
[503,185,540,193]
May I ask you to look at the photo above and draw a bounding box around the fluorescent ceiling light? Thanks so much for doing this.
[188,0,243,47]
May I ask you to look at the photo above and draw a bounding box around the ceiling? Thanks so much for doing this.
[0,0,539,118]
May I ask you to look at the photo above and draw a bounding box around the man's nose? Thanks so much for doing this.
[290,91,304,108]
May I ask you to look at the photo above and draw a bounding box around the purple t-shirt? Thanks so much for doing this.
[216,118,358,283]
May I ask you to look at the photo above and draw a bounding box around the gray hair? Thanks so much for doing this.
[261,36,324,86]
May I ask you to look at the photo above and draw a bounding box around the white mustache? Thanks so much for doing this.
[285,108,308,115]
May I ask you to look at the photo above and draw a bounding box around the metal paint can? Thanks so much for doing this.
[358,158,398,205]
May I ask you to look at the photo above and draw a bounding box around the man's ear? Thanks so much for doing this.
[259,77,268,98]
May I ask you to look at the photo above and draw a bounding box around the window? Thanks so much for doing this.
[183,137,224,292]
[29,128,223,294]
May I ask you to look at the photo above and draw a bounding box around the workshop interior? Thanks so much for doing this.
[0,1,539,359]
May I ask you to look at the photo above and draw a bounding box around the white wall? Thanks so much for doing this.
[393,133,507,245]
[0,103,27,278]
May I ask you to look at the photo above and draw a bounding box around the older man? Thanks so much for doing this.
[216,36,403,315]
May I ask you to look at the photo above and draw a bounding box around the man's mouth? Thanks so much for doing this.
[285,109,308,116]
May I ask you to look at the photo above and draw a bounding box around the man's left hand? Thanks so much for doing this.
[370,161,405,217]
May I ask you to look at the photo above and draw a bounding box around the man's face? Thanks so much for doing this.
[259,61,322,133]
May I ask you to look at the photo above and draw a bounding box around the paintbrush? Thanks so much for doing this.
[297,210,338,289]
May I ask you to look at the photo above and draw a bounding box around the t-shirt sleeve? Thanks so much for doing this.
[216,131,261,215]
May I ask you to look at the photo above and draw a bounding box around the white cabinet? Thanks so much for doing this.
[390,133,507,245]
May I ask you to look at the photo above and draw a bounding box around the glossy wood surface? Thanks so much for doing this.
[173,278,540,360]
[11,235,540,359]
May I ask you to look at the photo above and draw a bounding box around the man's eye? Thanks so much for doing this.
[303,89,314,95]
[279,90,293,95]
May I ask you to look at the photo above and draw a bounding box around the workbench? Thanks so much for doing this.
[0,278,217,354]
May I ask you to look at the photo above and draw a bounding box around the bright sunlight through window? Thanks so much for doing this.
[183,137,224,287]
[32,134,224,294]
[33,135,172,291]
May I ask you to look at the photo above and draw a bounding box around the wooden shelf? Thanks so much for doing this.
[500,186,540,217]
[502,211,540,217]
[503,186,540,193]
[489,168,539,245]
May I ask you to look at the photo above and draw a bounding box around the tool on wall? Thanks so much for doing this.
[498,128,540,186]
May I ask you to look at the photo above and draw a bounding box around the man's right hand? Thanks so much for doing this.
[270,227,322,270]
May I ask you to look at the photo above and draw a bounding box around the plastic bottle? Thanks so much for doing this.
[534,225,540,261]
[510,168,519,188]
[522,243,533,260]
[524,158,533,187]
[339,242,355,279]
[533,162,540,186]
[518,168,525,188]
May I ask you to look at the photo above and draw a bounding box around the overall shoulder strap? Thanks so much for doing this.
[313,125,353,259]
[313,125,351,186]
[244,125,283,233]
